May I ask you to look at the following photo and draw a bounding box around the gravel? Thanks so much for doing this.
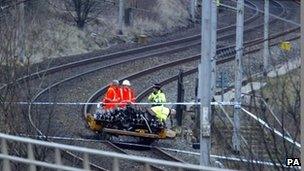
[12,0,300,170]
[19,0,255,77]
[27,34,300,170]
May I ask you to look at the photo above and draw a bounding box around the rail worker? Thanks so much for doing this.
[99,80,121,110]
[120,79,136,108]
[147,106,176,123]
[148,83,166,106]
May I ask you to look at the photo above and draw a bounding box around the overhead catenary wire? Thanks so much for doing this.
[227,0,300,26]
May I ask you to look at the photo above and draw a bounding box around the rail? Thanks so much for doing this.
[0,133,235,171]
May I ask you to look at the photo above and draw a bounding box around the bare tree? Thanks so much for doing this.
[0,2,62,170]
[64,0,99,28]
[242,51,300,170]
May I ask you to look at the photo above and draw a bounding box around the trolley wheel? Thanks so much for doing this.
[138,138,155,145]
[100,132,111,140]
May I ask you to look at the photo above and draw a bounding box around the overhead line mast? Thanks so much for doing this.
[199,0,212,166]
[232,0,244,153]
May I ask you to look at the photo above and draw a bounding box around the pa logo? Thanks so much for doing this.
[286,158,301,166]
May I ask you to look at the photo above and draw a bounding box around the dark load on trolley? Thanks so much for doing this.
[86,104,176,140]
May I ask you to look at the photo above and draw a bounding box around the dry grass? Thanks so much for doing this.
[21,0,191,63]
[124,0,190,41]
[261,68,300,107]
[153,0,189,29]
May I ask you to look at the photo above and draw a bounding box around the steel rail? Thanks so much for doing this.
[234,0,300,27]
[133,35,301,165]
[112,141,186,163]
[29,25,301,104]
[22,1,261,168]
[25,0,291,169]
[79,33,300,167]
[16,133,299,169]
[0,133,235,171]
[84,30,300,117]
[217,0,286,43]
[11,1,288,105]
[111,141,185,167]
[25,16,296,171]
[15,25,301,105]
[104,141,165,171]
[1,0,286,99]
[104,141,167,171]
[0,0,260,91]
[0,0,294,170]
[132,37,300,169]
[135,33,300,101]
[85,27,299,115]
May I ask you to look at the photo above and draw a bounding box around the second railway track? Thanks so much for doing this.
[7,0,302,170]
[0,0,262,93]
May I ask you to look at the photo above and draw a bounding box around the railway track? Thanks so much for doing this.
[131,33,301,171]
[10,0,299,169]
[0,0,261,94]
[53,139,185,171]
[78,31,299,169]
[84,26,299,113]
[3,0,290,103]
[135,29,300,101]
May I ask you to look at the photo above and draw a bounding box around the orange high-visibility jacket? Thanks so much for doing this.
[120,86,136,108]
[102,86,121,109]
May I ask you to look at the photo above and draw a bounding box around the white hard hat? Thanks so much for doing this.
[112,80,119,85]
[122,80,131,86]
[170,109,176,116]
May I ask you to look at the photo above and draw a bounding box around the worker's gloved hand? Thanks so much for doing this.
[97,103,101,109]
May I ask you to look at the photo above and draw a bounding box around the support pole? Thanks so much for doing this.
[210,0,218,97]
[18,1,25,63]
[232,0,244,153]
[300,0,304,168]
[220,72,224,102]
[118,0,124,35]
[199,0,212,166]
[190,0,197,21]
[263,0,269,74]
[176,70,184,126]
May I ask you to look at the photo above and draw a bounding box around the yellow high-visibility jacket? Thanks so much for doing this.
[151,106,170,122]
[148,90,166,104]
